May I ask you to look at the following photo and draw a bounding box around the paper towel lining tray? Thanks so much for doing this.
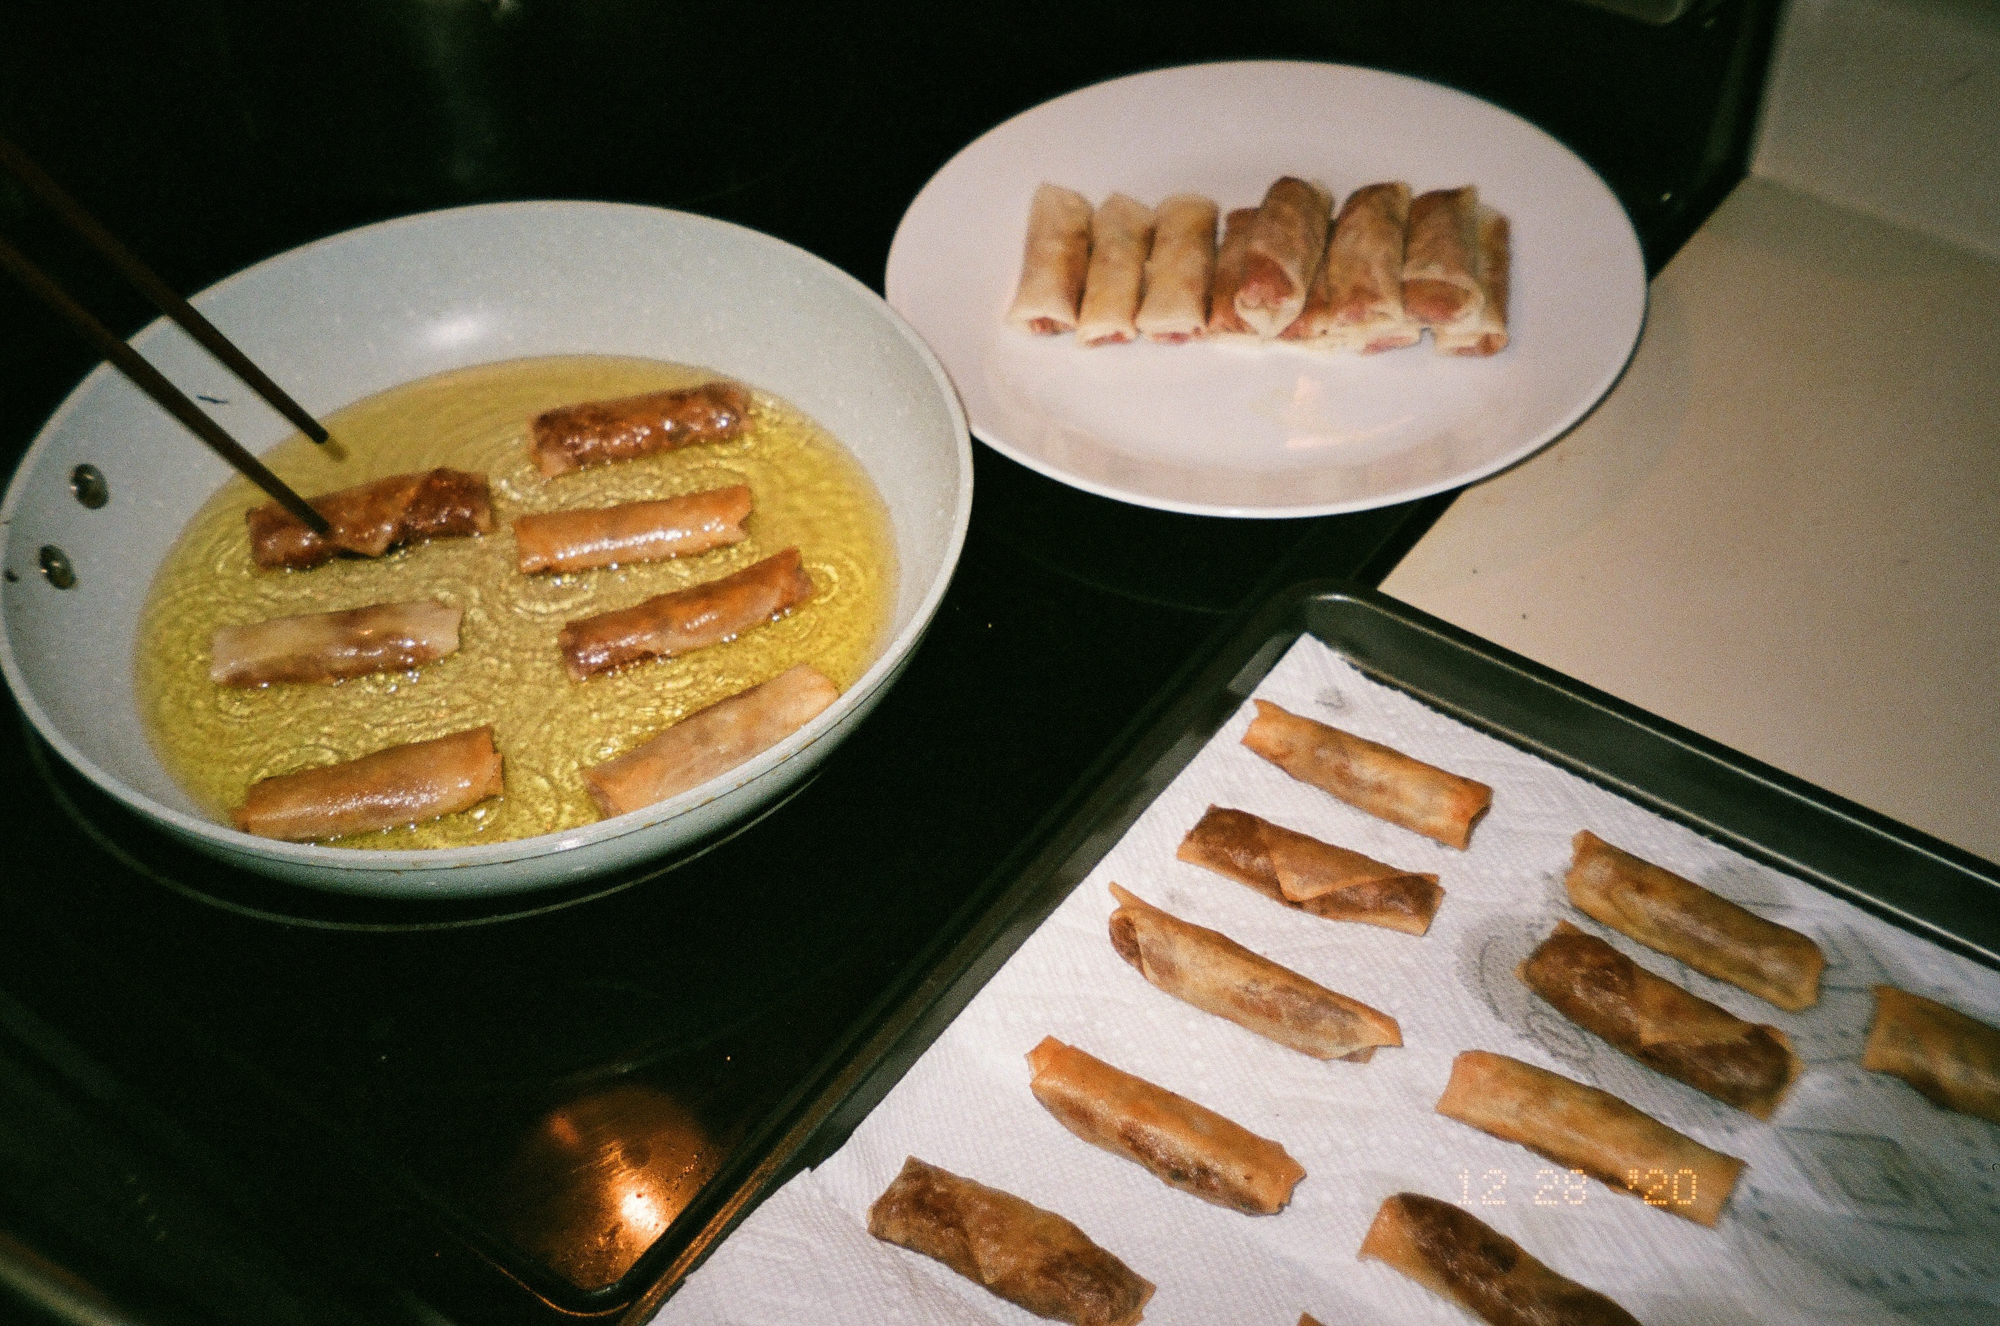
[644,581,2000,1317]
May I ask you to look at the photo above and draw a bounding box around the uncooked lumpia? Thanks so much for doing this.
[1007,183,1095,335]
[1234,177,1333,338]
[210,599,461,687]
[1433,207,1511,356]
[1135,193,1218,342]
[1077,194,1156,346]
[1402,186,1484,330]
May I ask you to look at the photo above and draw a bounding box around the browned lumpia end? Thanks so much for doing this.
[1176,805,1443,936]
[513,485,752,575]
[1565,830,1824,1012]
[1025,1037,1305,1215]
[1435,1050,1744,1227]
[1241,700,1492,849]
[1235,177,1333,339]
[1107,883,1401,1061]
[556,547,814,681]
[582,664,839,818]
[530,379,750,478]
[1077,194,1156,347]
[1007,183,1095,335]
[1359,1192,1641,1326]
[1862,985,2000,1124]
[867,1156,1154,1326]
[1320,182,1422,353]
[1433,207,1511,357]
[1204,208,1261,341]
[1134,193,1218,343]
[1403,186,1484,330]
[232,726,504,842]
[210,599,461,687]
[1520,922,1800,1118]
[246,468,493,570]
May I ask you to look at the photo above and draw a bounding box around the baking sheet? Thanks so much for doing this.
[653,596,2000,1325]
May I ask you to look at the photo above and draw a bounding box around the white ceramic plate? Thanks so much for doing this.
[886,61,1646,518]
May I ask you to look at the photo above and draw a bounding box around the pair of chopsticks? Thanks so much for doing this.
[0,132,335,535]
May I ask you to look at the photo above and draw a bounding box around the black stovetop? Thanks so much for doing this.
[0,4,1779,1322]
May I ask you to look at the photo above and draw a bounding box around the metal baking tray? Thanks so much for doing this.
[627,582,2000,1321]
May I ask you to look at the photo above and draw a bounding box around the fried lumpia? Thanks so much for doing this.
[1107,883,1401,1061]
[557,547,814,681]
[1176,805,1443,936]
[233,726,504,841]
[1026,1037,1305,1215]
[582,664,838,818]
[1135,193,1218,342]
[1077,194,1156,347]
[1235,177,1332,338]
[1520,922,1800,1118]
[246,468,493,570]
[1862,985,2000,1125]
[210,599,461,687]
[1565,831,1824,1012]
[1359,1192,1641,1326]
[1435,1050,1744,1226]
[1242,700,1492,849]
[530,379,750,478]
[1403,186,1485,330]
[1316,182,1423,353]
[513,485,752,575]
[868,1157,1153,1326]
[1204,208,1261,341]
[1007,184,1095,335]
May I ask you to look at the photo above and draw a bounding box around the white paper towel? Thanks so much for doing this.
[654,635,2000,1325]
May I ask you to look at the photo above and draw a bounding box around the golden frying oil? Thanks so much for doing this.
[135,355,896,849]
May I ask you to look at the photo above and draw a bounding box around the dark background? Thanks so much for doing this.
[0,3,1780,1323]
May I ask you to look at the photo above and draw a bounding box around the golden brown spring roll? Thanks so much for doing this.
[1520,922,1801,1118]
[1107,883,1401,1061]
[556,547,814,681]
[1862,986,2000,1125]
[1235,177,1333,339]
[1007,184,1095,335]
[1134,194,1218,342]
[868,1157,1153,1326]
[1435,1050,1745,1227]
[1403,186,1484,330]
[1241,700,1493,849]
[1320,182,1423,353]
[1434,208,1511,357]
[247,468,493,570]
[1076,194,1156,347]
[210,599,461,687]
[1565,831,1824,1012]
[232,726,504,842]
[1358,1192,1641,1326]
[513,485,752,575]
[582,664,838,818]
[530,379,750,478]
[1025,1037,1305,1215]
[1204,208,1261,341]
[1176,805,1443,936]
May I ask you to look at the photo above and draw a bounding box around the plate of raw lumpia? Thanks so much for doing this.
[886,61,1645,518]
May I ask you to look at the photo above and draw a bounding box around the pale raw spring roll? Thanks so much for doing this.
[1435,1050,1745,1227]
[1520,922,1801,1118]
[1241,699,1493,849]
[1434,207,1511,356]
[582,664,839,818]
[1134,193,1218,342]
[530,379,750,478]
[1076,193,1156,346]
[513,485,751,574]
[1316,182,1423,353]
[1006,183,1094,335]
[556,548,814,680]
[1107,883,1401,1061]
[1026,1037,1305,1215]
[1204,207,1261,341]
[1234,176,1333,337]
[1861,985,2000,1124]
[1565,830,1824,1011]
[247,468,493,569]
[1176,805,1443,936]
[1403,186,1484,331]
[232,726,504,842]
[210,599,461,687]
[1358,1192,1642,1326]
[868,1157,1154,1326]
